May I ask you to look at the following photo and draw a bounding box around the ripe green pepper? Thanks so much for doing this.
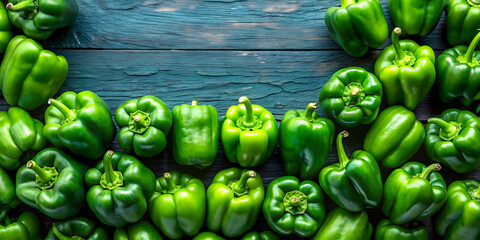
[280,103,334,179]
[44,91,116,160]
[0,211,41,240]
[325,0,388,57]
[0,35,67,111]
[263,176,325,237]
[222,96,278,167]
[241,231,279,240]
[0,107,45,170]
[115,95,172,158]
[114,221,163,240]
[363,105,425,168]
[172,100,219,168]
[375,219,428,240]
[45,217,108,240]
[207,168,264,237]
[85,151,156,227]
[0,167,19,222]
[312,207,372,240]
[434,180,480,240]
[374,28,436,110]
[318,67,383,127]
[0,4,12,53]
[149,171,206,239]
[319,131,382,212]
[6,0,78,40]
[16,148,87,219]
[193,232,225,240]
[388,0,446,36]
[446,0,480,46]
[436,32,480,106]
[382,162,447,224]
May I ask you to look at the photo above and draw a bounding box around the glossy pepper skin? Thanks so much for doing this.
[241,231,279,240]
[312,207,372,240]
[263,176,325,237]
[172,100,219,168]
[207,168,264,237]
[16,148,87,219]
[0,35,67,111]
[0,4,12,53]
[318,67,383,127]
[319,131,382,212]
[0,211,41,240]
[44,91,116,160]
[115,95,172,158]
[193,232,225,240]
[383,162,447,224]
[374,28,436,110]
[389,0,446,36]
[222,96,278,167]
[436,32,480,106]
[433,180,480,240]
[149,171,206,239]
[0,167,19,222]
[325,0,388,57]
[363,105,425,168]
[375,219,428,240]
[280,103,334,180]
[114,221,163,240]
[446,0,480,46]
[45,217,108,240]
[0,107,45,170]
[6,0,78,40]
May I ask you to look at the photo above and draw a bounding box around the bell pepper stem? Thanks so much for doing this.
[341,0,357,7]
[301,103,317,122]
[428,118,459,139]
[419,163,442,179]
[48,99,76,121]
[473,185,480,199]
[291,197,302,207]
[465,32,480,63]
[27,161,53,183]
[191,100,199,106]
[336,131,350,168]
[163,173,177,193]
[5,0,35,12]
[239,96,255,128]
[52,223,72,240]
[103,151,116,185]
[392,28,408,60]
[233,170,256,194]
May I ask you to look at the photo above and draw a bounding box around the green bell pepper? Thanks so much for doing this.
[0,167,19,222]
[446,0,480,46]
[0,211,41,240]
[0,35,67,111]
[85,150,156,227]
[6,0,78,40]
[263,176,325,237]
[44,91,116,160]
[436,32,480,106]
[375,219,428,240]
[148,171,205,239]
[325,0,388,57]
[0,4,12,53]
[172,100,219,168]
[114,221,163,240]
[221,96,278,167]
[280,103,334,180]
[388,0,446,36]
[241,231,279,240]
[319,131,382,212]
[433,180,480,240]
[16,147,87,219]
[115,95,172,158]
[312,207,372,240]
[193,232,225,240]
[0,107,45,170]
[318,67,383,127]
[45,217,108,240]
[207,168,264,237]
[382,162,447,224]
[374,28,436,110]
[363,105,425,168]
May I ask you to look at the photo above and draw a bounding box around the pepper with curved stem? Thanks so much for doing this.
[45,217,108,240]
[301,103,316,122]
[230,170,255,196]
[52,223,82,240]
[27,160,58,190]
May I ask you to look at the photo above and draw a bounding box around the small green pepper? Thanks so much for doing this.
[114,221,163,240]
[375,218,428,240]
[311,207,372,240]
[45,217,108,240]
[0,211,41,240]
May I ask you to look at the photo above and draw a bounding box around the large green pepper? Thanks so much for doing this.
[0,4,12,53]
[280,103,334,179]
[375,219,428,240]
[6,0,78,40]
[319,131,382,212]
[363,105,425,168]
[16,147,86,219]
[263,176,325,237]
[433,180,480,240]
[311,207,372,240]
[388,0,446,36]
[44,91,116,160]
[114,221,163,240]
[382,162,447,224]
[85,151,156,227]
[325,0,388,57]
[436,32,480,106]
[206,168,264,237]
[172,100,219,168]
[0,35,67,111]
[115,95,172,158]
[0,167,19,222]
[374,28,436,110]
[149,171,205,239]
[318,67,383,127]
[446,0,480,46]
[45,217,108,240]
[241,231,279,240]
[193,232,225,240]
[221,96,278,167]
[0,211,41,240]
[0,107,45,170]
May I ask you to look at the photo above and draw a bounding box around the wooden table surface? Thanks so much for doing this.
[1,0,478,239]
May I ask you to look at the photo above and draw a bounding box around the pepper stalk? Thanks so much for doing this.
[418,163,442,179]
[428,118,461,141]
[48,98,77,124]
[463,31,480,65]
[391,27,415,67]
[301,103,317,122]
[100,151,123,190]
[336,131,350,168]
[231,170,256,197]
[52,223,84,240]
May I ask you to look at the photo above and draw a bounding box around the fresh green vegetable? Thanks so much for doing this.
[45,217,108,240]
[241,231,279,240]
[114,221,163,240]
[388,0,446,36]
[445,0,480,46]
[0,4,12,53]
[193,232,225,240]
[0,167,19,222]
[0,211,41,240]
[375,219,428,240]
[311,207,372,240]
